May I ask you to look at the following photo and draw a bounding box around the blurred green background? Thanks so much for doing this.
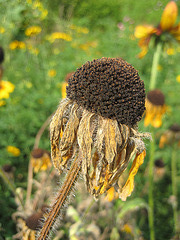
[0,0,180,239]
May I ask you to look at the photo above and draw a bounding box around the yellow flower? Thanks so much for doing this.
[121,224,133,235]
[6,146,21,157]
[61,72,74,99]
[135,1,180,58]
[0,26,5,34]
[157,64,163,71]
[31,148,52,173]
[0,80,15,99]
[166,47,175,55]
[9,40,26,50]
[176,75,180,82]
[144,90,167,128]
[0,100,6,106]
[70,24,89,34]
[48,69,57,77]
[47,32,72,43]
[159,124,180,148]
[25,26,42,37]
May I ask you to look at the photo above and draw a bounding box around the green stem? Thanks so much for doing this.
[148,130,155,240]
[171,144,178,234]
[0,168,24,210]
[149,43,162,90]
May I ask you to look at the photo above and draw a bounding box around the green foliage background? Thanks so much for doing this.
[0,0,180,239]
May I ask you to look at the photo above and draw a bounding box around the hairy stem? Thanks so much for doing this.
[149,42,162,90]
[37,156,82,240]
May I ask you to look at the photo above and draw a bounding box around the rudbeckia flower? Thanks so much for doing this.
[0,80,15,99]
[135,1,180,58]
[38,57,150,240]
[6,145,20,157]
[159,123,180,148]
[31,148,52,173]
[144,89,166,128]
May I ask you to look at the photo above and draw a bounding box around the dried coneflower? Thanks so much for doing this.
[154,158,166,180]
[38,57,150,239]
[144,89,167,128]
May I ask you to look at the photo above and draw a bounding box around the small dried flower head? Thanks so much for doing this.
[144,89,166,128]
[25,212,43,231]
[159,123,180,148]
[2,164,13,173]
[154,158,166,180]
[31,148,52,173]
[51,57,150,201]
[0,46,5,64]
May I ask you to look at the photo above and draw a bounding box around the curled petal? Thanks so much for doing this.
[160,1,178,31]
[170,23,180,41]
[119,150,146,201]
[134,25,156,38]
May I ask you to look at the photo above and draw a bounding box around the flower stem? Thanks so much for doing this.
[37,155,81,240]
[148,130,155,240]
[171,144,178,234]
[149,43,162,90]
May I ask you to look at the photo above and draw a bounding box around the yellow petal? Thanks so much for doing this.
[134,25,156,38]
[170,23,180,41]
[119,150,146,201]
[160,1,178,31]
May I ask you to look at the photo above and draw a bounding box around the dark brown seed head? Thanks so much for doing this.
[66,57,145,126]
[31,148,44,158]
[147,89,165,106]
[154,158,165,168]
[169,123,180,133]
[2,164,13,173]
[25,212,43,230]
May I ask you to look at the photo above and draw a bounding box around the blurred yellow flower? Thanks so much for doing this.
[31,148,52,173]
[70,24,89,34]
[144,90,166,128]
[176,75,180,82]
[41,9,48,19]
[48,69,57,77]
[6,146,21,157]
[121,224,133,235]
[9,40,26,50]
[166,47,175,55]
[157,64,163,71]
[0,26,5,34]
[25,26,42,37]
[0,80,15,99]
[135,1,180,58]
[47,32,72,43]
[0,100,6,106]
[159,124,180,148]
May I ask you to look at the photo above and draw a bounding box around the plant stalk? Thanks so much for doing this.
[171,144,178,234]
[148,130,155,240]
[149,43,162,90]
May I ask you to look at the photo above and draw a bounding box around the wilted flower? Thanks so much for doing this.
[6,146,20,157]
[144,89,166,128]
[51,57,150,200]
[135,1,180,58]
[9,40,26,50]
[25,26,42,37]
[31,148,52,173]
[38,57,150,240]
[159,123,180,148]
[0,80,15,99]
